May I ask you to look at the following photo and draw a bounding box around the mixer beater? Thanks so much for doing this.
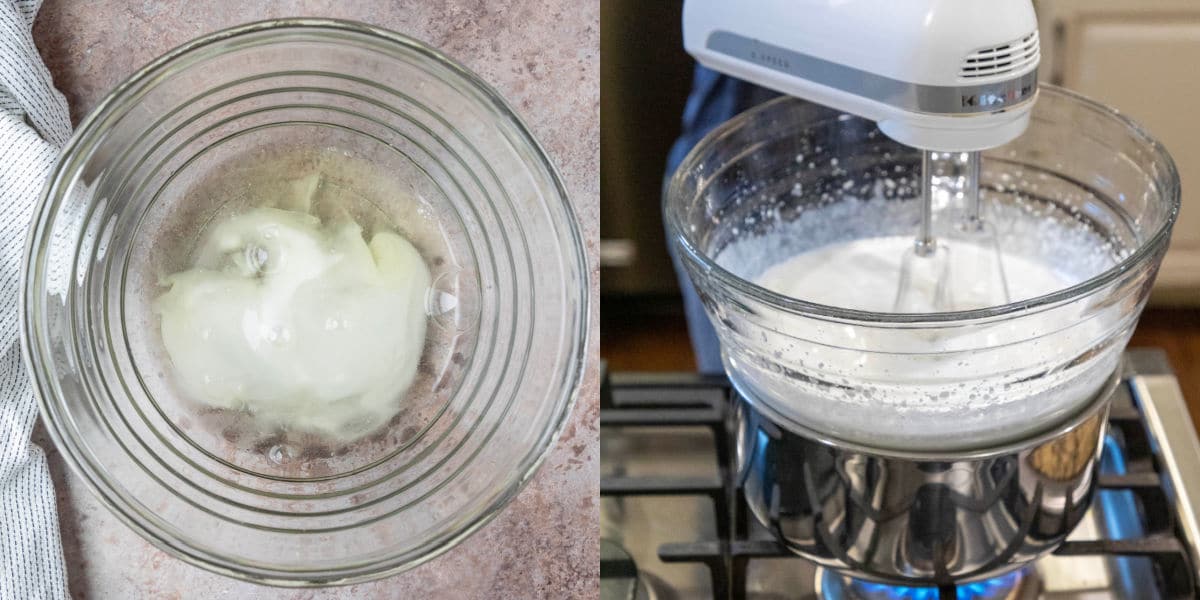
[895,150,1013,312]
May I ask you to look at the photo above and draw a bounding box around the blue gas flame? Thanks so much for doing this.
[854,570,1023,600]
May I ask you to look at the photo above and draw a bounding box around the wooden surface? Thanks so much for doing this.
[601,307,1200,429]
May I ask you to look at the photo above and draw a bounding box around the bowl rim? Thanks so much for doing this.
[664,84,1181,326]
[22,17,590,586]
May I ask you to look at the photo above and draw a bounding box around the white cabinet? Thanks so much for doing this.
[1037,0,1200,303]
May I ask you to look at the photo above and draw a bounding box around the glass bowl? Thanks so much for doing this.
[665,86,1179,452]
[23,19,588,585]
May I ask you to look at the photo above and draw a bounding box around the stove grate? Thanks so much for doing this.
[600,366,1199,600]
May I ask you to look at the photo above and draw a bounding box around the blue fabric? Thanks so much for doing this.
[664,66,776,373]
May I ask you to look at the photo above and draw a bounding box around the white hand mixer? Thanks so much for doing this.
[683,0,1040,312]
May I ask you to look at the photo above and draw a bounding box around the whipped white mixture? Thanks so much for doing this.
[714,196,1127,451]
[157,207,431,441]
[755,236,1071,312]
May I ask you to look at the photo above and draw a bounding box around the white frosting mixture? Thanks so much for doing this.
[157,207,430,440]
[714,203,1126,450]
[756,236,1071,311]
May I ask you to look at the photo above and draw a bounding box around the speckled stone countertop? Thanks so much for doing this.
[30,1,599,598]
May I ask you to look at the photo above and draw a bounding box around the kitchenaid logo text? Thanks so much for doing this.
[749,48,790,70]
[962,82,1034,108]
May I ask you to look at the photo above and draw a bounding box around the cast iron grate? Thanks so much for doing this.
[599,365,1198,600]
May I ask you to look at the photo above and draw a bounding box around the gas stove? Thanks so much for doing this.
[599,349,1200,599]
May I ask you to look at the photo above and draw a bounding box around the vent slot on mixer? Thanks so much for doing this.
[960,31,1039,79]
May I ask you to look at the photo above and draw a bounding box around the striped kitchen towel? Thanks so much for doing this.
[0,0,71,598]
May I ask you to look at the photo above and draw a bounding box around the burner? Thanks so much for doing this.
[817,569,1034,600]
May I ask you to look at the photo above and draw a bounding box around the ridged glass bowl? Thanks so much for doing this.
[665,87,1178,452]
[23,19,588,585]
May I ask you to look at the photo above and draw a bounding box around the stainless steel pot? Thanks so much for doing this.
[734,372,1116,585]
